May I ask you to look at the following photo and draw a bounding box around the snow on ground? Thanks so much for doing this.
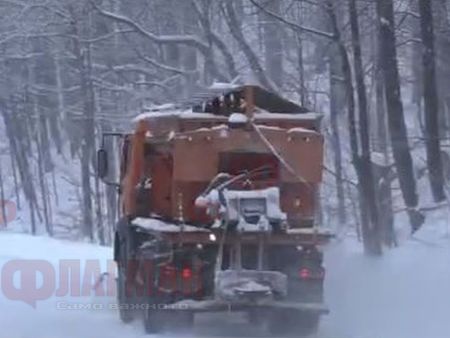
[321,215,450,338]
[1,219,450,338]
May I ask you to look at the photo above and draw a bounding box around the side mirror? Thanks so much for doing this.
[97,149,109,179]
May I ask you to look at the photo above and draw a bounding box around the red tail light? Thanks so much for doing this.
[299,268,311,279]
[299,267,325,280]
[182,267,193,279]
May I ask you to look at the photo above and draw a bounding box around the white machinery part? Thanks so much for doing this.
[222,187,286,231]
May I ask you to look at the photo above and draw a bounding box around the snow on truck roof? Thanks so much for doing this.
[133,85,323,124]
[133,109,323,124]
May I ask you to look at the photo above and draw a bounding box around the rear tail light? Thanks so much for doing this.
[158,265,199,294]
[299,267,325,280]
[160,265,194,280]
[299,268,311,279]
[182,267,193,279]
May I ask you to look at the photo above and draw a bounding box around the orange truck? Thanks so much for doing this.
[97,85,332,335]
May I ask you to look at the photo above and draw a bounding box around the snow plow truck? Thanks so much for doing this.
[97,85,333,336]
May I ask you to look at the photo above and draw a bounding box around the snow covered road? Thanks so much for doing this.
[321,228,450,338]
[1,227,450,338]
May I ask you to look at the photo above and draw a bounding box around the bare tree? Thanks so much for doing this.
[0,162,7,228]
[376,0,424,232]
[258,0,283,87]
[223,1,275,91]
[418,0,446,202]
[348,0,382,254]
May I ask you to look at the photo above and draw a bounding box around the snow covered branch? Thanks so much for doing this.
[249,0,335,39]
[91,2,210,54]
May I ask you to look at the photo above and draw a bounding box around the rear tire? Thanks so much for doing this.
[176,311,194,330]
[248,309,264,326]
[117,267,134,323]
[143,307,194,334]
[143,307,164,334]
[268,310,289,336]
[116,235,137,324]
[296,313,320,336]
[268,310,320,337]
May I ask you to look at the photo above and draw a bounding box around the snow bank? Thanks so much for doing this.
[0,231,111,261]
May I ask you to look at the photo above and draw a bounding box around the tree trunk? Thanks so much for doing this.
[10,153,21,210]
[325,2,360,229]
[410,0,425,134]
[376,0,423,232]
[224,1,275,91]
[328,41,346,227]
[0,162,7,229]
[297,34,307,106]
[95,173,105,245]
[103,123,118,236]
[348,0,382,254]
[259,0,283,87]
[2,99,40,234]
[54,51,67,148]
[374,31,395,247]
[80,143,94,240]
[36,128,52,236]
[72,12,95,240]
[433,0,450,137]
[418,0,446,202]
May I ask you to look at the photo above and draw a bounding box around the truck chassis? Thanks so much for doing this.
[114,216,331,336]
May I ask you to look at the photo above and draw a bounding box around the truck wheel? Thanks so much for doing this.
[175,311,194,330]
[143,308,164,334]
[144,309,193,334]
[295,313,320,336]
[248,309,264,326]
[268,310,320,337]
[268,310,290,336]
[117,267,134,323]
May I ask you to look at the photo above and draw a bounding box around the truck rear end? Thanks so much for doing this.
[97,85,332,335]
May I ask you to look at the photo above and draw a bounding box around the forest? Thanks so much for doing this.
[0,0,449,256]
